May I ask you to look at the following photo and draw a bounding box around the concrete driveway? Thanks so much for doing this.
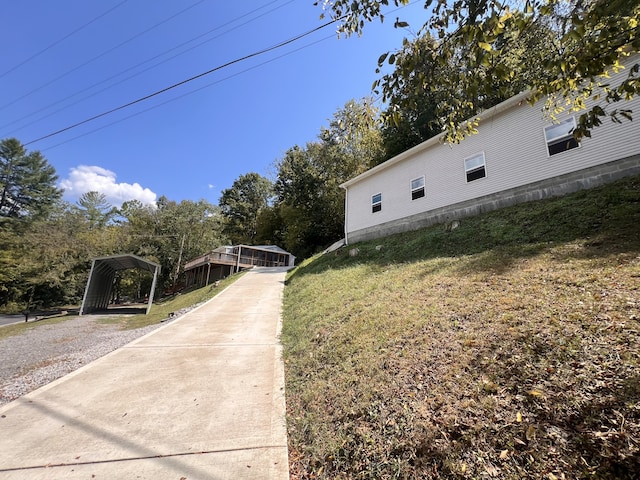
[0,267,290,480]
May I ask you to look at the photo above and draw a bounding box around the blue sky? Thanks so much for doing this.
[1,0,426,207]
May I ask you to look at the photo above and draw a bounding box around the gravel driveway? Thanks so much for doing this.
[0,316,169,406]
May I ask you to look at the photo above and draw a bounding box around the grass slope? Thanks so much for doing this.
[282,175,640,479]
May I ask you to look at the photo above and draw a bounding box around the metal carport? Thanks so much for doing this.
[79,254,160,315]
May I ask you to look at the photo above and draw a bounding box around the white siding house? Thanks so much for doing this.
[340,61,640,244]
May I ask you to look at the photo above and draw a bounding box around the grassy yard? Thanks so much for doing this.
[282,175,640,479]
[0,273,243,340]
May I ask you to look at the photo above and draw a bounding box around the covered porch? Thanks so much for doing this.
[184,245,295,288]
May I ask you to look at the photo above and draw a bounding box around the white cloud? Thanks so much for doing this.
[60,165,157,207]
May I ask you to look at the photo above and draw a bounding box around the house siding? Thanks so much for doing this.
[343,62,640,244]
[347,154,640,243]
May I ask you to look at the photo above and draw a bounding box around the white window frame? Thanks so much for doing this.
[410,176,426,200]
[544,117,580,156]
[371,192,382,213]
[464,152,486,183]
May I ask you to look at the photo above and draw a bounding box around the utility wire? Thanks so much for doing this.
[0,0,207,113]
[25,18,340,146]
[25,0,417,148]
[0,0,129,80]
[2,0,295,136]
[40,33,338,152]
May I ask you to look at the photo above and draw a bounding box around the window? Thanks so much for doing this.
[544,117,579,156]
[371,193,382,213]
[464,152,486,182]
[411,176,425,200]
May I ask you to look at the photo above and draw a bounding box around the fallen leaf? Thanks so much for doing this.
[526,425,536,441]
[500,449,509,460]
[516,412,522,422]
[485,463,500,477]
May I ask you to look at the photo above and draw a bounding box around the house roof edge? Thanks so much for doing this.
[340,90,532,189]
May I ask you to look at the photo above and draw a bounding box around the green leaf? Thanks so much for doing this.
[619,111,633,121]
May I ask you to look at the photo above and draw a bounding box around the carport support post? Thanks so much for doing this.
[146,265,159,315]
[79,259,97,316]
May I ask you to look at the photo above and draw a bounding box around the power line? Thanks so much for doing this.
[23,0,418,149]
[1,0,295,136]
[0,0,207,113]
[0,0,129,80]
[40,33,338,152]
[25,18,340,146]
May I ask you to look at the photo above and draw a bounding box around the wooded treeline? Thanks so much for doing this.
[2,0,637,312]
[0,137,226,312]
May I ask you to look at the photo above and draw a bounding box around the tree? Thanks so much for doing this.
[76,191,117,229]
[379,19,559,157]
[254,205,285,246]
[0,199,96,310]
[219,173,273,244]
[0,225,23,308]
[18,209,86,309]
[319,98,386,169]
[274,145,326,257]
[319,0,640,143]
[273,99,385,257]
[378,34,451,158]
[0,138,62,220]
[118,196,226,291]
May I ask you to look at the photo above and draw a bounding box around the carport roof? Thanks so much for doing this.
[92,254,160,273]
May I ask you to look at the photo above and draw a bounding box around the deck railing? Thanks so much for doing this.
[184,252,235,270]
[184,250,287,271]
